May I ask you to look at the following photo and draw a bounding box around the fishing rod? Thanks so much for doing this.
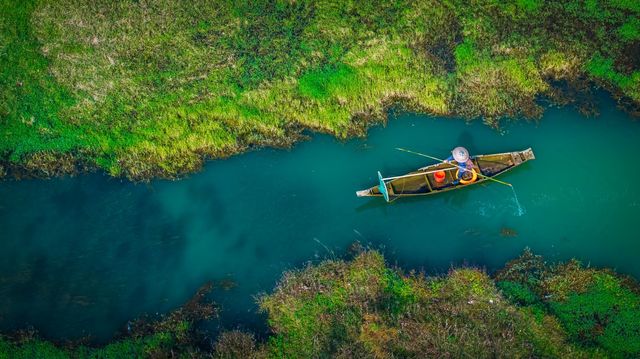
[394,147,513,187]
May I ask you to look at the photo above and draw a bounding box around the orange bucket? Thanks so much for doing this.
[434,170,446,183]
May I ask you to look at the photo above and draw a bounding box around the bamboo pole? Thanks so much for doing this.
[395,147,513,187]
[381,166,457,181]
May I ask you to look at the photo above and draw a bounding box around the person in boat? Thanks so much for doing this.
[444,146,474,184]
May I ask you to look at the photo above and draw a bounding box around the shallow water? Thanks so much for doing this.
[1,95,640,341]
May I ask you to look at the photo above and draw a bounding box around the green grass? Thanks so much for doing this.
[298,64,359,100]
[618,18,640,41]
[0,0,77,159]
[454,39,478,68]
[1,0,639,179]
[257,252,589,358]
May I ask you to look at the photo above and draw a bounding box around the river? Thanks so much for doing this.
[1,94,639,342]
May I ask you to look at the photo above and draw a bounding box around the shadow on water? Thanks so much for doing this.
[354,198,387,213]
[0,174,192,341]
[354,178,478,212]
[457,130,478,155]
[226,233,249,252]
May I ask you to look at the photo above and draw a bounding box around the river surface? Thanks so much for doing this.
[1,95,639,342]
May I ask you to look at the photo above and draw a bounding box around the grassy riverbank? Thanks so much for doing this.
[1,0,639,179]
[2,250,640,358]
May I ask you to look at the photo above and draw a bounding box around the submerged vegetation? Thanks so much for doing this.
[2,249,640,358]
[0,282,217,358]
[1,0,639,179]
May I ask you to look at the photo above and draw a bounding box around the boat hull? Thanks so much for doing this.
[356,148,535,200]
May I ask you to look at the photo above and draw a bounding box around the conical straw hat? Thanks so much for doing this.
[452,147,469,163]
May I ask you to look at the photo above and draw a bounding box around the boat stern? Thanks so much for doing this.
[523,147,535,160]
[356,189,372,197]
[512,148,535,165]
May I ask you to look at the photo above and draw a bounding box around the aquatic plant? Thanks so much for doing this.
[0,282,217,358]
[547,272,640,357]
[257,251,584,358]
[495,247,547,288]
[500,227,518,237]
[213,331,260,359]
[495,249,640,357]
[1,0,639,179]
[0,335,69,359]
[497,280,539,305]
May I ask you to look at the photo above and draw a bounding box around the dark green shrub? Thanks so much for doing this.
[497,280,539,306]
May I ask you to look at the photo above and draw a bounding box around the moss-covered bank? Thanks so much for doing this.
[1,0,639,180]
[2,249,640,358]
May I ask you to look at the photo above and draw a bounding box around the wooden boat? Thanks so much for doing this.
[356,148,535,201]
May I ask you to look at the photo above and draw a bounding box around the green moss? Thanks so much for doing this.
[0,338,70,359]
[497,280,539,306]
[587,56,617,80]
[610,0,640,13]
[599,308,640,356]
[586,55,639,101]
[454,39,478,68]
[584,0,607,20]
[382,269,416,316]
[618,18,640,41]
[298,64,359,100]
[516,0,542,13]
[549,273,640,356]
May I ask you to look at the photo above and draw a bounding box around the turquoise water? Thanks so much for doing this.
[1,95,640,342]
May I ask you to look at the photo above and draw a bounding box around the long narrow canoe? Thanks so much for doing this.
[356,148,535,201]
